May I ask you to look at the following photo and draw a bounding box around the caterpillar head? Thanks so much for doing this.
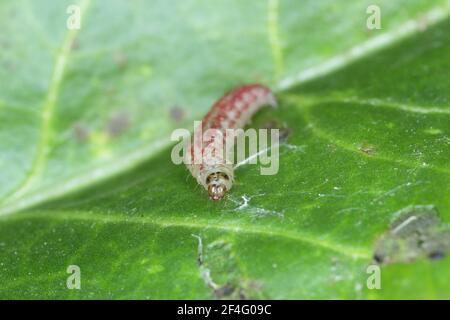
[206,172,230,201]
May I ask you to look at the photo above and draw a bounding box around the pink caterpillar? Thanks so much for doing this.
[186,84,277,200]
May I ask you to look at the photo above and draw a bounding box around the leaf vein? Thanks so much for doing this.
[5,211,371,260]
[2,0,92,202]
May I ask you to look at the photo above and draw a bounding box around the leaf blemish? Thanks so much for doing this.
[373,205,450,265]
[262,119,290,142]
[70,39,80,51]
[169,106,186,123]
[106,112,130,138]
[229,194,284,220]
[72,122,90,142]
[358,142,376,155]
[192,235,264,299]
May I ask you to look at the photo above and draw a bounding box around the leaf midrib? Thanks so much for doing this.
[1,210,372,260]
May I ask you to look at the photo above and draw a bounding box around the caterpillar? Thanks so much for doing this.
[186,84,277,200]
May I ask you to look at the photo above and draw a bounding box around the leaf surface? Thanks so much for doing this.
[0,0,449,299]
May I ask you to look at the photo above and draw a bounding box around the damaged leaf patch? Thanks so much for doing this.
[373,206,450,265]
[193,235,265,299]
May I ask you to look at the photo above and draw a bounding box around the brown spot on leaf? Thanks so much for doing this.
[72,122,90,142]
[262,120,290,142]
[169,106,185,123]
[106,112,130,138]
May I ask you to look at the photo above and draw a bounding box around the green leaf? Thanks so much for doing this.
[0,0,449,299]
